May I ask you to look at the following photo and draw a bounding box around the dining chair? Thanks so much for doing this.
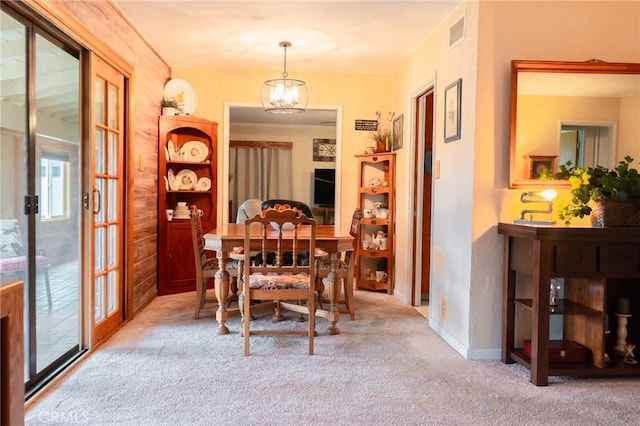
[316,208,361,320]
[0,219,52,309]
[190,205,242,319]
[261,199,314,220]
[236,198,263,223]
[260,199,319,266]
[239,204,318,355]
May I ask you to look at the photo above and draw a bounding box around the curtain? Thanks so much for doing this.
[230,141,293,218]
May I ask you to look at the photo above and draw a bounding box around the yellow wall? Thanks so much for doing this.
[171,68,393,231]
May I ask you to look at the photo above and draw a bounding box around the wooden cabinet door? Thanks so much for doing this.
[165,222,196,294]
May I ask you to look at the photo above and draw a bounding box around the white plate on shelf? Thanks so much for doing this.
[180,141,208,162]
[163,78,198,115]
[175,169,197,190]
[167,140,178,161]
[196,177,211,191]
[167,169,180,190]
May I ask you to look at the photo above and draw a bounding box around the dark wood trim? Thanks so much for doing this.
[230,140,293,150]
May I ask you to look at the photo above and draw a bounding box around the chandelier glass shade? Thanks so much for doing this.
[261,42,308,113]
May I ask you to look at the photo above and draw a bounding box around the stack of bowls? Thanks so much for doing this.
[173,202,190,219]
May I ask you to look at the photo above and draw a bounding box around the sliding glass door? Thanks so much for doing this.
[0,7,83,397]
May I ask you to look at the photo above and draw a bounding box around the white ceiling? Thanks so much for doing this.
[113,1,463,125]
[112,1,463,74]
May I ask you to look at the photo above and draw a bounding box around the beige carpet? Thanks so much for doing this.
[25,290,639,425]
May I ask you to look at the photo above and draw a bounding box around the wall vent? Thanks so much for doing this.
[449,15,466,49]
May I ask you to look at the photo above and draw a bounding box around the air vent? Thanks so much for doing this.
[449,15,465,49]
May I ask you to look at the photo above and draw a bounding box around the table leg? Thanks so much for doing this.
[322,253,341,335]
[214,252,231,335]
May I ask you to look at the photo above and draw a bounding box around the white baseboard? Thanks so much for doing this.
[429,318,501,360]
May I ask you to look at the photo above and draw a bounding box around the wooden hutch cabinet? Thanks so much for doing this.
[354,153,395,294]
[498,223,640,386]
[158,115,217,295]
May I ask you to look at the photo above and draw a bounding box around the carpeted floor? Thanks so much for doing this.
[25,290,639,425]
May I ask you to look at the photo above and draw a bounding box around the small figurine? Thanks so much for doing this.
[623,343,637,364]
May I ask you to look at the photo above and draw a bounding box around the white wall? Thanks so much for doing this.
[471,0,640,358]
[391,0,639,360]
[392,1,480,354]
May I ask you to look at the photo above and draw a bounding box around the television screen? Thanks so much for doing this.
[313,168,335,207]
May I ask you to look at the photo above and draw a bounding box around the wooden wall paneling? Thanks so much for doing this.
[26,0,172,314]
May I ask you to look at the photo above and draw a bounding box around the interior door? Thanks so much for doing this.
[91,54,125,344]
[420,91,434,300]
[411,88,434,305]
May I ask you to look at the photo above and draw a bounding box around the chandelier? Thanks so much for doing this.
[261,41,308,113]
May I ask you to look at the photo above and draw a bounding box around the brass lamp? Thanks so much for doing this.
[513,189,558,225]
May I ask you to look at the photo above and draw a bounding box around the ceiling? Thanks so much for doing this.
[112,1,463,126]
[112,1,463,74]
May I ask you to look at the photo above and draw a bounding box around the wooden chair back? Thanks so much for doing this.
[242,204,317,355]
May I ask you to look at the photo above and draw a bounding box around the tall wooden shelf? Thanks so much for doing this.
[158,115,217,295]
[498,223,640,386]
[354,153,395,294]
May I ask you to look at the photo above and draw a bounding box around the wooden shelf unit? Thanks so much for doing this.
[158,115,217,295]
[498,223,640,385]
[354,153,395,294]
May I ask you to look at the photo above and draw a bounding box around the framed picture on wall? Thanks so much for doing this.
[525,155,557,179]
[312,138,336,162]
[392,114,403,151]
[444,78,462,142]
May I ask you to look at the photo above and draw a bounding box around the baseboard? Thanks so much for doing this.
[428,318,501,360]
[428,318,467,358]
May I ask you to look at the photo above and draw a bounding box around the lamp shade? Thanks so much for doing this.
[261,78,308,113]
[261,41,308,113]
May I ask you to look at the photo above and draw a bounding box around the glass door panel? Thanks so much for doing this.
[92,55,125,343]
[34,33,82,373]
[0,9,30,381]
[1,7,83,395]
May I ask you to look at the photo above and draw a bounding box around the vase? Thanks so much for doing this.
[375,140,387,153]
[590,197,640,227]
[162,107,177,116]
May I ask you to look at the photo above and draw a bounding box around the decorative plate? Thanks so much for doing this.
[167,140,178,161]
[196,177,211,191]
[163,78,198,115]
[175,169,198,190]
[167,169,181,190]
[180,140,208,162]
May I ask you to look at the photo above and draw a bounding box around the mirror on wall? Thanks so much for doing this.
[509,60,640,189]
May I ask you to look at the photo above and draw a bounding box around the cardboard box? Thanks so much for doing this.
[523,340,588,364]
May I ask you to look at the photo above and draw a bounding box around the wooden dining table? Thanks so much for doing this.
[203,223,354,336]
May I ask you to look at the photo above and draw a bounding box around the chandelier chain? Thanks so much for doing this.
[281,44,288,79]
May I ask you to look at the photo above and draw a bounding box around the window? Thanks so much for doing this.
[40,154,70,220]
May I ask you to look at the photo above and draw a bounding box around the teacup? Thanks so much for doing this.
[363,209,374,218]
[376,271,388,283]
[364,146,375,154]
[166,209,174,221]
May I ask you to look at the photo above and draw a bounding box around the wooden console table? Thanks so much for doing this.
[498,223,640,386]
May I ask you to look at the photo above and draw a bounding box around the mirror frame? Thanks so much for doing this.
[509,60,640,189]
